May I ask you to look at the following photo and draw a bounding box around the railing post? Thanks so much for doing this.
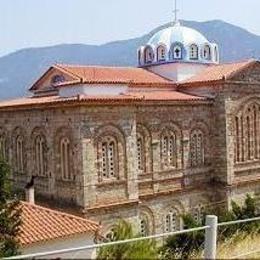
[204,215,218,260]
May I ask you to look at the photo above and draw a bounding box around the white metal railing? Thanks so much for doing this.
[218,215,260,226]
[4,215,260,260]
[4,225,211,259]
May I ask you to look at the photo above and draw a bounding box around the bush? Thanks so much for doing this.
[97,219,158,260]
[160,194,260,259]
[0,159,21,257]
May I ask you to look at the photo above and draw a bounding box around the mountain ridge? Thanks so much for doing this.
[0,19,260,100]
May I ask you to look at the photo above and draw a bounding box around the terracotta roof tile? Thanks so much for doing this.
[18,201,99,246]
[181,60,255,84]
[0,90,208,109]
[54,64,173,85]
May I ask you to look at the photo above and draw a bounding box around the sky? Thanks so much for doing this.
[0,0,259,57]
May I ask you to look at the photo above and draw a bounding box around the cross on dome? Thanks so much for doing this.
[137,0,220,68]
[173,0,180,25]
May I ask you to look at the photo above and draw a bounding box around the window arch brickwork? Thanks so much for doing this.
[136,124,152,175]
[164,207,182,232]
[54,127,74,181]
[190,129,205,167]
[12,127,26,173]
[160,124,182,171]
[139,206,155,236]
[31,128,47,177]
[0,128,7,161]
[95,125,126,183]
[234,102,260,163]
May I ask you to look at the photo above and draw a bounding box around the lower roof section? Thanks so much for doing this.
[0,90,210,110]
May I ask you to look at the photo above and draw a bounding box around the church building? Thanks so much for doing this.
[0,17,260,236]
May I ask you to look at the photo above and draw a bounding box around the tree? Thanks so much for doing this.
[0,159,21,257]
[97,219,158,260]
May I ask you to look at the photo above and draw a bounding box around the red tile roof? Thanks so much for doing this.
[181,60,255,85]
[0,90,208,109]
[54,64,173,85]
[18,201,99,246]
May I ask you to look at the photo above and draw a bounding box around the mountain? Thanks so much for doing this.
[0,19,260,100]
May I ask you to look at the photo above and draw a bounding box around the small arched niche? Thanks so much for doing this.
[204,44,211,60]
[171,43,183,60]
[157,45,166,62]
[189,44,199,60]
[144,45,154,64]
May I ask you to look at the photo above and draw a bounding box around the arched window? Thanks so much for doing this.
[16,135,24,172]
[34,135,46,176]
[235,103,260,164]
[190,130,204,167]
[144,46,154,64]
[253,106,258,159]
[137,49,142,65]
[193,204,205,224]
[190,44,199,60]
[204,45,211,60]
[172,45,182,59]
[165,208,180,232]
[246,115,251,160]
[161,130,177,169]
[139,215,149,237]
[60,137,71,180]
[100,137,118,180]
[214,46,218,62]
[235,116,240,162]
[157,45,166,61]
[137,134,145,173]
[0,135,6,160]
[51,74,65,85]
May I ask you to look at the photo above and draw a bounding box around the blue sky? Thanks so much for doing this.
[0,0,259,57]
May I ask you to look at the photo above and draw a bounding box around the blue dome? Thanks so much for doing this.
[138,23,219,66]
[148,24,208,48]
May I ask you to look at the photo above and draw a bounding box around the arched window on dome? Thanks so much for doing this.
[189,44,199,60]
[137,49,142,65]
[144,46,154,64]
[172,44,183,60]
[172,45,182,60]
[157,45,166,62]
[204,45,211,60]
[214,46,218,62]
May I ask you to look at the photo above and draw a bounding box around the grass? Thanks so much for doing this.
[217,232,260,259]
[190,232,260,259]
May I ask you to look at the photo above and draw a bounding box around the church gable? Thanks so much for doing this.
[29,66,81,93]
[228,60,260,83]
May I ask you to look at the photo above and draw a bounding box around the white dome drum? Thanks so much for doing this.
[138,22,219,67]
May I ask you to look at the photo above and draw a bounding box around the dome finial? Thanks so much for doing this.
[173,0,180,26]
